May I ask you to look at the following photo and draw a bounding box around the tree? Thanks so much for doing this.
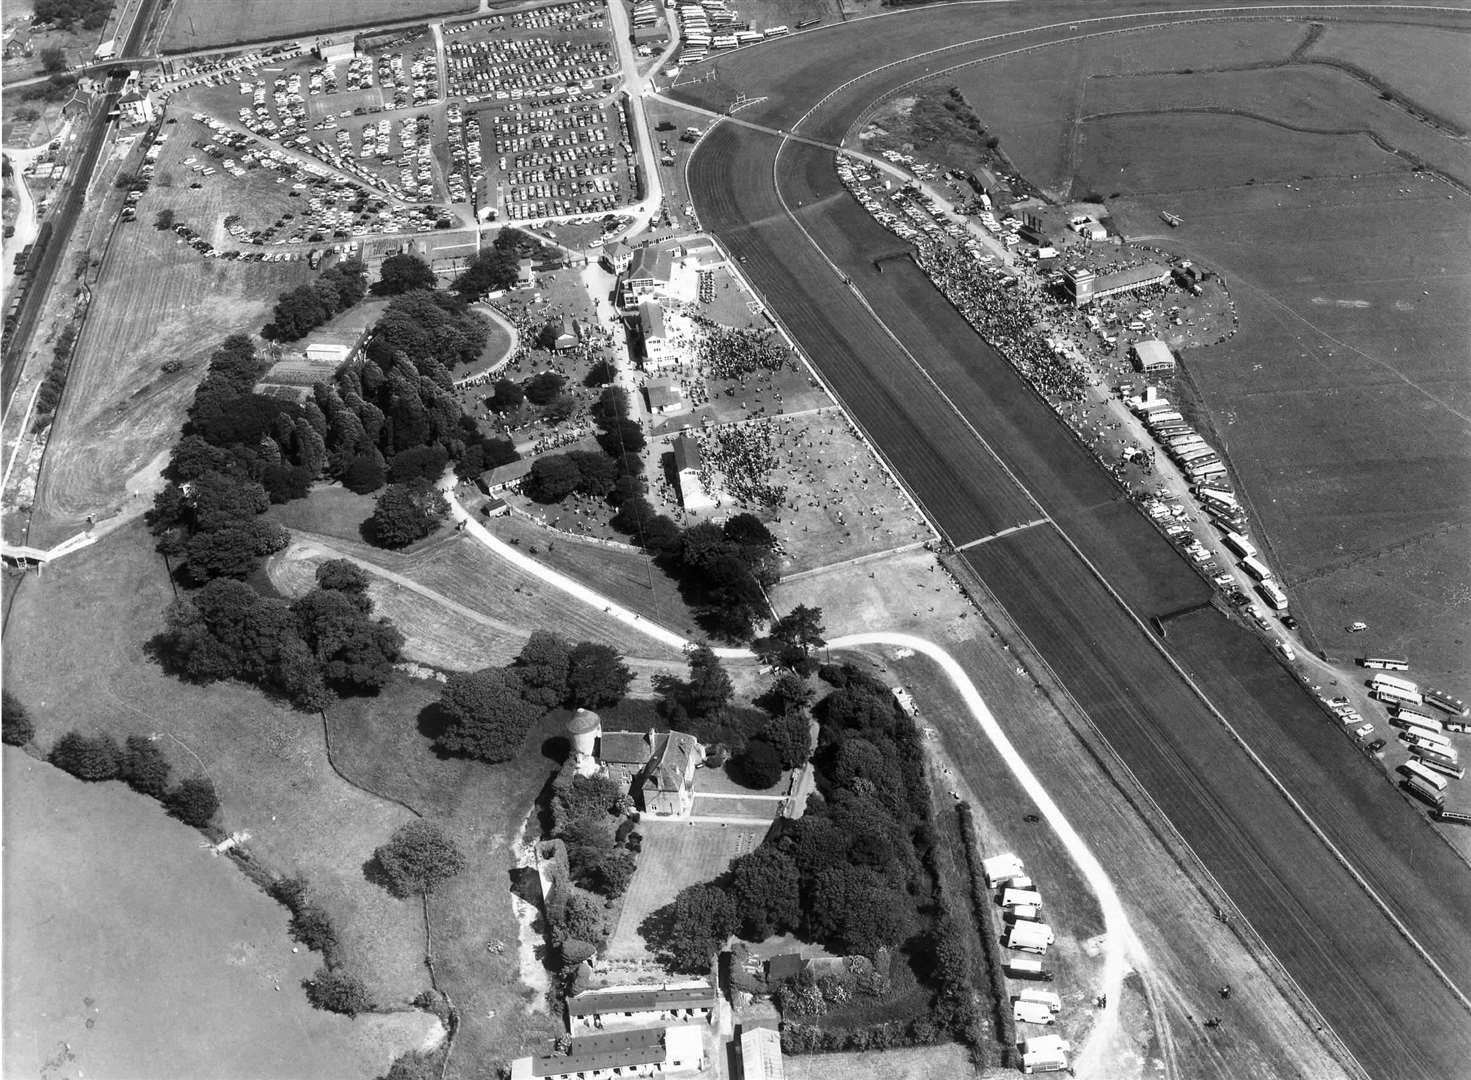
[39,45,67,73]
[304,968,372,1016]
[340,449,387,494]
[154,207,176,230]
[805,865,907,957]
[368,481,448,548]
[733,738,782,789]
[560,890,607,944]
[685,643,733,717]
[515,630,571,709]
[524,454,581,503]
[2,689,34,746]
[760,711,812,769]
[48,731,121,781]
[593,850,637,898]
[378,1050,443,1080]
[166,776,221,827]
[387,444,449,486]
[488,377,525,413]
[566,643,633,709]
[293,588,402,692]
[375,253,437,295]
[643,883,736,973]
[315,558,372,612]
[727,846,801,939]
[120,735,172,798]
[435,667,538,763]
[184,519,290,582]
[524,371,566,406]
[374,820,467,898]
[452,246,519,297]
[756,605,826,674]
[762,671,815,716]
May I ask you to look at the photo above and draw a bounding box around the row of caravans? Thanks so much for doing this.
[983,853,1071,1073]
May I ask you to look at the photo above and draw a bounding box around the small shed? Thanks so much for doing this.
[1131,339,1175,374]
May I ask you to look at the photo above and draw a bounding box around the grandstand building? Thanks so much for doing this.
[1064,262,1171,307]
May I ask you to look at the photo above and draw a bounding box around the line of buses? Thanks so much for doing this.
[1365,671,1470,811]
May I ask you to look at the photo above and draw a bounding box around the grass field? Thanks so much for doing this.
[27,121,309,546]
[325,678,566,1078]
[1306,23,1471,133]
[606,820,763,960]
[1,749,436,1080]
[160,0,477,51]
[2,522,431,1010]
[779,1042,977,1080]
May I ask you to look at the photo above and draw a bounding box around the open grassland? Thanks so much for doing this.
[1077,64,1471,192]
[1107,171,1471,679]
[1,523,432,1009]
[606,820,763,960]
[1306,23,1471,133]
[28,133,308,546]
[1,750,434,1080]
[160,0,477,51]
[326,678,566,1079]
[779,1042,977,1080]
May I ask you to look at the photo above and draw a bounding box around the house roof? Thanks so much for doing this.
[1097,262,1170,292]
[765,954,804,981]
[646,382,682,409]
[529,1027,665,1076]
[599,729,652,764]
[639,299,666,339]
[626,244,673,283]
[567,708,601,735]
[740,1024,784,1080]
[567,984,718,1017]
[646,730,701,792]
[673,434,701,473]
[1132,339,1174,369]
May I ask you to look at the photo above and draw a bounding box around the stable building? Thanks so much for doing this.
[510,1024,705,1080]
[1130,339,1176,374]
[567,984,718,1032]
[739,1023,784,1080]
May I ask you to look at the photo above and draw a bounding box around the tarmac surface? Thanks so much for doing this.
[677,30,1471,1073]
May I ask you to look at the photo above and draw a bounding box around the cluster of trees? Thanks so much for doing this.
[31,319,77,432]
[372,819,467,899]
[2,690,34,747]
[550,773,637,900]
[263,259,368,342]
[45,729,221,827]
[432,631,634,764]
[374,253,438,296]
[451,227,537,298]
[642,665,937,967]
[35,0,111,28]
[153,560,403,711]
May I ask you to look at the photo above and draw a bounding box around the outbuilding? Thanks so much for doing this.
[1131,339,1175,374]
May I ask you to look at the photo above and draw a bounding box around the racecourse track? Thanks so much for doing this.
[677,5,1471,1077]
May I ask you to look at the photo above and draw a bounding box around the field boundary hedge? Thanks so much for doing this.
[956,802,1016,1066]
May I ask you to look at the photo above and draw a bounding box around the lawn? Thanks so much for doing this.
[606,820,764,961]
[326,677,567,1079]
[1,750,435,1080]
[160,0,478,51]
[1,522,430,1010]
[779,1042,977,1080]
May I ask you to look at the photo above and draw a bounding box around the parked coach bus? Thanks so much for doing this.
[1375,685,1425,708]
[1223,531,1256,559]
[1412,749,1465,781]
[1423,687,1469,717]
[1402,760,1450,792]
[1369,672,1419,696]
[1258,580,1289,613]
[1240,556,1271,581]
[1406,776,1446,809]
[1391,713,1444,738]
[1361,656,1410,671]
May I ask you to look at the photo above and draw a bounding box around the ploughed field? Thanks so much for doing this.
[676,10,1471,1074]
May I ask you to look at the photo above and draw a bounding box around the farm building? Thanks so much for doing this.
[567,983,718,1032]
[1063,262,1171,307]
[599,729,657,790]
[595,727,704,816]
[509,1024,705,1079]
[673,433,714,510]
[1131,339,1175,374]
[739,1023,784,1080]
[3,27,32,60]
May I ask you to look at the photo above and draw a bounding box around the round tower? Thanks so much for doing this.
[566,708,602,777]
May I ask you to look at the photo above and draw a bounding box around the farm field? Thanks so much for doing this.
[1,750,434,1080]
[26,128,309,546]
[606,819,763,960]
[1,522,433,1009]
[1305,22,1471,131]
[159,0,477,51]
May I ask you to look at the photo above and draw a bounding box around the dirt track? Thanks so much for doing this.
[676,7,1471,1074]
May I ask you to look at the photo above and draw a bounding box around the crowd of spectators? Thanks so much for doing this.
[694,322,792,381]
[699,420,786,510]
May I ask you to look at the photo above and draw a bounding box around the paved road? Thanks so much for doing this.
[672,6,1471,1075]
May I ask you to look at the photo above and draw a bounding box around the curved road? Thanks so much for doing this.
[668,3,1471,1078]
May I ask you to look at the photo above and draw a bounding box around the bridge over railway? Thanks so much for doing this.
[671,2,1471,1077]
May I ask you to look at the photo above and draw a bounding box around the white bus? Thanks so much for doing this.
[1375,685,1425,708]
[1360,656,1410,671]
[1423,687,1469,717]
[1391,714,1444,739]
[1393,706,1441,730]
[1223,531,1256,559]
[1369,672,1419,695]
[1402,760,1449,792]
[1401,729,1455,755]
[1412,747,1465,780]
[1258,580,1289,612]
[1240,556,1270,582]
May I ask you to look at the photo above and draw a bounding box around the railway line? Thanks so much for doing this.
[675,4,1471,1075]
